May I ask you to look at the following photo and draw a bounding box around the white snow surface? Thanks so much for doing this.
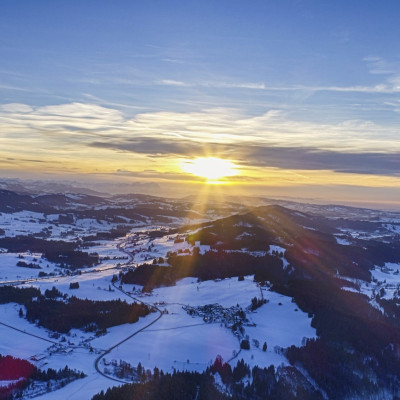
[339,262,400,313]
[0,225,317,400]
[0,252,60,282]
[334,235,352,245]
[0,274,316,399]
[268,245,290,269]
[101,276,316,374]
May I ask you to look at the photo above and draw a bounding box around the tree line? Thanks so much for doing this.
[25,296,153,333]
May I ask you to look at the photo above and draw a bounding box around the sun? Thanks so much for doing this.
[181,157,238,182]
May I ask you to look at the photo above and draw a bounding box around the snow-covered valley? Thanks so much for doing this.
[1,189,400,399]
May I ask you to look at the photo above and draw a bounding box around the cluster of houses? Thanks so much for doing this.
[182,303,248,328]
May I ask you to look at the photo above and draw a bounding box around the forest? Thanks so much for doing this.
[122,250,284,291]
[121,241,400,398]
[25,296,153,333]
[0,286,41,304]
[91,357,323,400]
[0,236,98,269]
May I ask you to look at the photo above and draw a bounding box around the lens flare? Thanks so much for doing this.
[181,157,238,182]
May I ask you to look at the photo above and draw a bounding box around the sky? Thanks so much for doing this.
[0,0,399,208]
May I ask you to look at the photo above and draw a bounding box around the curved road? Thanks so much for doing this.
[93,282,163,384]
[0,233,163,385]
[93,235,164,383]
[0,230,245,389]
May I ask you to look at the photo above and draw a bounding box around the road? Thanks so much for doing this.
[0,321,58,345]
[92,233,165,383]
[94,281,163,384]
[0,229,178,386]
[0,233,160,372]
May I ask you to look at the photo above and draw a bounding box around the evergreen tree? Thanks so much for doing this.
[262,341,268,352]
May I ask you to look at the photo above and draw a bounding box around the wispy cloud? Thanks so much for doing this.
[162,58,185,64]
[154,79,400,94]
[203,81,266,90]
[81,94,148,111]
[1,102,399,179]
[152,55,400,97]
[0,84,33,92]
[155,80,267,89]
[307,84,400,94]
[359,56,400,98]
[156,79,190,87]
[363,56,398,75]
[1,102,399,151]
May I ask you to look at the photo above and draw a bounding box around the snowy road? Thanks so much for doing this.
[93,280,164,383]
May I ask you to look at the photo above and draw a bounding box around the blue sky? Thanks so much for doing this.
[1,0,399,117]
[0,0,399,207]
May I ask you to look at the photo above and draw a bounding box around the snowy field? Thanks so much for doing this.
[0,210,142,241]
[370,263,400,301]
[0,223,319,399]
[340,262,400,315]
[371,262,400,286]
[0,272,316,399]
[100,313,239,373]
[0,211,47,237]
[96,276,316,375]
[0,252,60,282]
